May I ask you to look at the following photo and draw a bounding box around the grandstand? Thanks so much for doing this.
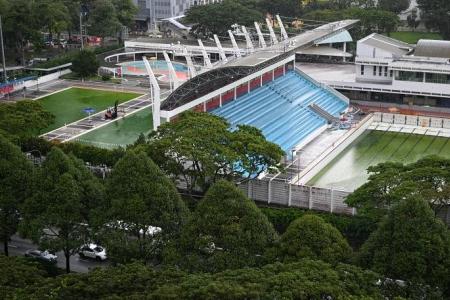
[212,71,348,152]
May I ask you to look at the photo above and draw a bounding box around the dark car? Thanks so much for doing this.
[24,249,58,263]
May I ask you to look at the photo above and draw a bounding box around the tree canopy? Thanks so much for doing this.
[101,151,189,264]
[184,0,263,38]
[418,0,450,39]
[71,50,100,80]
[278,215,352,265]
[358,196,450,296]
[0,135,33,256]
[143,111,284,194]
[20,147,105,273]
[346,156,450,221]
[178,180,278,272]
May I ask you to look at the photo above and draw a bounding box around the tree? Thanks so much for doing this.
[358,196,450,296]
[378,0,410,14]
[87,0,121,42]
[406,8,420,31]
[258,0,302,17]
[278,215,352,264]
[71,50,99,80]
[0,135,33,256]
[178,180,278,272]
[145,111,283,194]
[101,151,189,264]
[346,157,450,221]
[418,0,450,39]
[35,0,70,41]
[111,0,137,42]
[0,100,54,141]
[184,0,263,38]
[20,148,105,273]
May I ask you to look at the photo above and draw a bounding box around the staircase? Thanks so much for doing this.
[309,103,339,123]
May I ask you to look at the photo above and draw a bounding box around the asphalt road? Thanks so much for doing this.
[2,235,109,273]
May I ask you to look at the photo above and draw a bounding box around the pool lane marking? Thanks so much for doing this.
[363,129,401,167]
[384,132,415,162]
[353,129,388,163]
[401,132,428,161]
[437,138,450,158]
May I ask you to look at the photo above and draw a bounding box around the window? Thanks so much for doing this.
[425,73,450,84]
[379,66,382,76]
[360,65,364,75]
[373,66,376,76]
[390,70,393,77]
[384,66,388,77]
[396,71,424,82]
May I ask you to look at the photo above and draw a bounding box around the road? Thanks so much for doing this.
[1,235,108,273]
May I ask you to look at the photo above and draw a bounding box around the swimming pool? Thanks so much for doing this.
[119,60,189,82]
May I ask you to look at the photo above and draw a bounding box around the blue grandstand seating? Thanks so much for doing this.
[212,71,348,153]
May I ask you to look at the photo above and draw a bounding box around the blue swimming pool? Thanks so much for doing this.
[213,71,348,153]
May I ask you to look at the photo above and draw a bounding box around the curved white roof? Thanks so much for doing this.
[415,40,450,59]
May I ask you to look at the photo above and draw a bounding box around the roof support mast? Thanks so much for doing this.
[254,22,266,49]
[266,18,278,45]
[197,39,212,68]
[241,26,254,54]
[228,30,241,58]
[183,47,197,78]
[142,57,161,130]
[163,51,180,92]
[276,15,289,41]
[213,34,228,63]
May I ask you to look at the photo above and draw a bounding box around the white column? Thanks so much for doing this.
[343,42,347,62]
[143,57,161,130]
[228,30,241,58]
[241,26,254,53]
[276,15,289,41]
[254,22,266,49]
[198,39,212,68]
[213,34,228,63]
[266,18,278,45]
[163,51,180,91]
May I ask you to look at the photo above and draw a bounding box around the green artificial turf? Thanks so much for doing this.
[308,130,450,191]
[40,87,140,132]
[387,31,442,44]
[76,107,153,149]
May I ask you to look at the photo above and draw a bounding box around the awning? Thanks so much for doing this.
[296,46,353,58]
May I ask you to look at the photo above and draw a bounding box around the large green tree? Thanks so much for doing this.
[0,135,33,256]
[418,0,450,39]
[0,100,54,141]
[87,0,121,41]
[144,111,283,194]
[178,180,278,272]
[378,0,410,14]
[20,148,105,273]
[259,0,302,17]
[185,0,263,38]
[278,215,352,264]
[358,196,450,296]
[346,156,450,221]
[35,0,70,41]
[101,151,189,264]
[71,50,99,80]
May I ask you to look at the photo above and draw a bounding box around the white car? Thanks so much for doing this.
[78,244,107,261]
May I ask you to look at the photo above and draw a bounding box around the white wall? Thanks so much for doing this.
[356,42,396,59]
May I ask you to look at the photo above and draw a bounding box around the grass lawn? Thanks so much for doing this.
[40,87,141,132]
[387,31,442,44]
[76,107,153,149]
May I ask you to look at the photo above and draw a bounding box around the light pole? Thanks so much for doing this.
[0,15,7,83]
[80,12,84,50]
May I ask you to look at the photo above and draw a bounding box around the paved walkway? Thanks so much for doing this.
[40,94,152,143]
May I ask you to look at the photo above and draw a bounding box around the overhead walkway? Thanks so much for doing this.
[213,71,348,152]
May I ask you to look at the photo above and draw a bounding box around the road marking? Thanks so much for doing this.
[8,245,18,248]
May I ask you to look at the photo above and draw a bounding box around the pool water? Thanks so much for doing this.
[308,130,450,191]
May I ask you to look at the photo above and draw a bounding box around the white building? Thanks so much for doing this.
[298,33,450,108]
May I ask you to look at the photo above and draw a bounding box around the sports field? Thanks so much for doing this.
[40,88,140,132]
[308,130,450,191]
[76,107,153,149]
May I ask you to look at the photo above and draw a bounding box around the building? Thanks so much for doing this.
[132,0,222,31]
[298,33,450,108]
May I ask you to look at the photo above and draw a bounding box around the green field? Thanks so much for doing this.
[40,88,140,132]
[76,107,153,149]
[387,31,442,44]
[308,130,450,191]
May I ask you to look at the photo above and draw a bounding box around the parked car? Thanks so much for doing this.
[24,249,57,263]
[78,244,107,261]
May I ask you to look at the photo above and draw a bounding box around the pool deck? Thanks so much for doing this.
[369,122,450,137]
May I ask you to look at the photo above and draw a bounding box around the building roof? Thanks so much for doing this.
[414,39,450,59]
[297,45,352,57]
[358,33,412,57]
[316,30,353,45]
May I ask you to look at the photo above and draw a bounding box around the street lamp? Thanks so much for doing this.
[0,15,7,83]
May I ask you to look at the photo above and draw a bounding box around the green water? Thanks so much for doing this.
[308,130,450,191]
[76,108,153,149]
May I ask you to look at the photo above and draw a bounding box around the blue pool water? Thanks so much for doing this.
[213,71,348,153]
